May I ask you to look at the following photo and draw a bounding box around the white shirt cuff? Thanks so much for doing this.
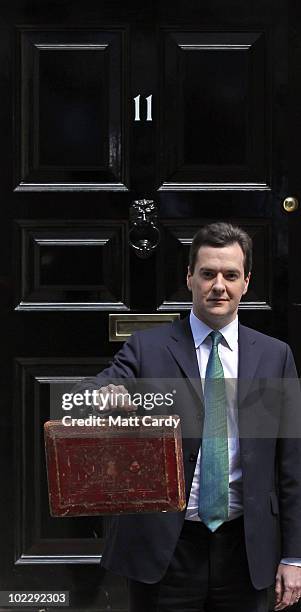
[281,558,301,566]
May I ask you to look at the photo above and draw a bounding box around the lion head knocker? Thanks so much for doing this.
[129,200,160,259]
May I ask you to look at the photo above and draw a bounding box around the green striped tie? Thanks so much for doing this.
[198,330,229,531]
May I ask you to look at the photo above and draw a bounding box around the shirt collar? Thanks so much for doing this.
[189,309,238,351]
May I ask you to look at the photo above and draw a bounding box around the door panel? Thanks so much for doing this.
[14,220,129,310]
[159,30,267,190]
[15,28,129,191]
[14,358,109,564]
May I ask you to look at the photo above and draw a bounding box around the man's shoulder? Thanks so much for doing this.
[239,323,289,351]
[131,317,187,343]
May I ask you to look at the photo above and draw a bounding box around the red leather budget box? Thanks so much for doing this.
[44,416,186,517]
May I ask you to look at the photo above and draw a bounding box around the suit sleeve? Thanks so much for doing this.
[71,332,141,415]
[277,344,301,558]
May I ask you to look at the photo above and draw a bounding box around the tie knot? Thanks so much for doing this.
[210,330,223,347]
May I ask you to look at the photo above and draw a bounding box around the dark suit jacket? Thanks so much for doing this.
[74,317,301,590]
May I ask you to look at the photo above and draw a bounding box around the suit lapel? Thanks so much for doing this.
[238,323,261,406]
[166,317,204,403]
[166,318,262,419]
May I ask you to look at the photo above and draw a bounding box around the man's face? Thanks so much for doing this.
[187,242,250,329]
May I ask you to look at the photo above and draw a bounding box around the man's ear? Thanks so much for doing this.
[187,265,192,291]
[242,272,251,295]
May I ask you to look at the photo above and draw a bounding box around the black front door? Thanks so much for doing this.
[0,0,300,609]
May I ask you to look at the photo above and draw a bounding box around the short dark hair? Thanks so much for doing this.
[189,222,252,277]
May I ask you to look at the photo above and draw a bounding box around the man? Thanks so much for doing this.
[75,223,301,612]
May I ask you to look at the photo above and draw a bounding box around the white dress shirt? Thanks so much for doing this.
[185,309,301,566]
